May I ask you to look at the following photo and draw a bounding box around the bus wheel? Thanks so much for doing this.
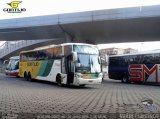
[122,76,130,83]
[56,74,62,86]
[24,72,28,81]
[79,84,86,87]
[28,72,32,82]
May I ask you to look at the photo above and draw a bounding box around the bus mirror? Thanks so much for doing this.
[4,60,9,64]
[76,63,81,67]
[72,52,77,62]
[98,57,101,64]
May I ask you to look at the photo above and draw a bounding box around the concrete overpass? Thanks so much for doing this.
[0,39,61,60]
[0,5,160,44]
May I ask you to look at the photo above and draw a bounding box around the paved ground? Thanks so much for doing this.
[0,74,160,118]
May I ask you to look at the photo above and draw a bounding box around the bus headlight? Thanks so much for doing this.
[98,73,103,78]
[75,73,83,78]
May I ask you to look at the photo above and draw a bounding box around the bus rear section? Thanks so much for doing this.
[5,56,19,77]
[108,52,160,84]
[108,56,128,81]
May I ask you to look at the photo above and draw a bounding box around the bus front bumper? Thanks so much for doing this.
[5,71,19,77]
[75,78,102,85]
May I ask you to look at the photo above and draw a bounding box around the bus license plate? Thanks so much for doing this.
[83,74,91,79]
[89,80,93,82]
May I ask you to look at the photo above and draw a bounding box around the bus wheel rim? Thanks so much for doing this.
[123,77,127,82]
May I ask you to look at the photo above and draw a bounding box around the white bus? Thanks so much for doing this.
[5,56,19,77]
[19,43,103,86]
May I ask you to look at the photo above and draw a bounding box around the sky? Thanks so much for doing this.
[0,0,160,51]
[1,0,160,19]
[97,41,160,51]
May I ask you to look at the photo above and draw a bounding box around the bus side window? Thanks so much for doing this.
[122,56,128,66]
[20,53,28,62]
[142,54,154,64]
[64,45,72,56]
[154,53,160,64]
[129,55,139,64]
[109,58,116,66]
[37,50,49,60]
[129,58,133,63]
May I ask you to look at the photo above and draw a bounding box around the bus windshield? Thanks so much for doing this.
[76,54,101,73]
[73,45,100,73]
[73,45,99,54]
[7,59,19,70]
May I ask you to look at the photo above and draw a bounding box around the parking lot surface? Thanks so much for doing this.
[0,74,160,118]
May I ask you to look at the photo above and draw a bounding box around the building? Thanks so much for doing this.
[123,48,138,54]
[100,47,124,56]
[99,47,138,56]
[99,47,138,68]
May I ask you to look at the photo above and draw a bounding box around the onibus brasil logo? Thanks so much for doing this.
[3,1,26,13]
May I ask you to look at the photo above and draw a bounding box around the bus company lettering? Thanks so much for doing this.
[129,64,158,82]
[27,62,39,66]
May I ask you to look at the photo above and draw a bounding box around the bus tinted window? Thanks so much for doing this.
[37,50,50,60]
[141,54,154,64]
[128,55,140,64]
[64,45,72,56]
[154,53,160,64]
[20,46,63,62]
[122,56,129,66]
[52,46,62,56]
[109,57,126,66]
[20,52,37,61]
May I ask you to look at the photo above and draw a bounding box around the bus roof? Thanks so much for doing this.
[60,43,96,46]
[9,56,19,60]
[20,43,97,53]
[109,49,160,57]
[34,43,97,49]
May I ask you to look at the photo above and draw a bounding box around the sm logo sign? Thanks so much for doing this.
[129,64,158,82]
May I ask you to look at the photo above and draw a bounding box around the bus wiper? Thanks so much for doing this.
[95,71,98,74]
[83,70,89,74]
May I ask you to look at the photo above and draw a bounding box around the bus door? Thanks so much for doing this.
[66,55,74,84]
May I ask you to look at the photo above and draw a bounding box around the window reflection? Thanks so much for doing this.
[74,45,99,54]
[76,54,101,73]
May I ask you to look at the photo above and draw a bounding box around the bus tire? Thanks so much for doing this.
[28,72,32,82]
[24,72,28,81]
[121,75,130,83]
[79,84,86,87]
[56,74,62,86]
